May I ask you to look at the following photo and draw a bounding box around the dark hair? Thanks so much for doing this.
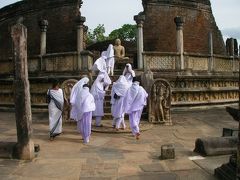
[83,84,90,88]
[52,79,59,88]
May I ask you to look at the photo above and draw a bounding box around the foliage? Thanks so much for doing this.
[109,24,137,41]
[87,24,107,44]
[87,24,137,45]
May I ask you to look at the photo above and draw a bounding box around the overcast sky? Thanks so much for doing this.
[0,0,240,41]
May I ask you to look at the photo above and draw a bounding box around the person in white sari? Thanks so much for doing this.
[106,44,115,76]
[92,51,112,90]
[123,77,148,140]
[47,80,64,140]
[111,75,130,130]
[90,74,106,127]
[75,84,96,144]
[92,51,107,73]
[70,77,89,121]
[123,63,136,85]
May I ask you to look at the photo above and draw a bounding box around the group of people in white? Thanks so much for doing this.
[47,44,148,144]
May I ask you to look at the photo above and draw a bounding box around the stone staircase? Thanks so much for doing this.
[93,59,132,120]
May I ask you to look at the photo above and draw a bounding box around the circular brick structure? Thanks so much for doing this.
[143,0,226,55]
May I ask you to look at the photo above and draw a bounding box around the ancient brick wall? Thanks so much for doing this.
[0,0,81,60]
[143,0,226,55]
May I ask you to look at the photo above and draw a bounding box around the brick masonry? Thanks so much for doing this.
[0,0,81,60]
[143,0,226,55]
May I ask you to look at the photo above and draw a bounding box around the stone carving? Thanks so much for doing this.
[149,79,172,125]
[144,55,177,70]
[213,57,232,72]
[61,79,78,122]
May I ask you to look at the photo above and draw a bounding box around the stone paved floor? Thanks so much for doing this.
[0,107,238,180]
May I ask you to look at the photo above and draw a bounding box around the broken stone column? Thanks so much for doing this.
[11,23,34,160]
[38,19,48,55]
[174,16,185,71]
[134,12,145,69]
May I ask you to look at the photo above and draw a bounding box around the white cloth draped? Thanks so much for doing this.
[70,77,89,120]
[123,63,135,84]
[92,51,107,73]
[75,87,96,121]
[106,44,115,68]
[47,89,64,136]
[111,75,130,118]
[111,75,130,98]
[90,74,106,117]
[123,82,148,114]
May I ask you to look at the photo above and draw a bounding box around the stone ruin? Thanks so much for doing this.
[0,0,239,125]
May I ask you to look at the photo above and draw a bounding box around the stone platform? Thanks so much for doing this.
[0,107,237,179]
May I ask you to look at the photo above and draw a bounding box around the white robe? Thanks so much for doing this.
[70,77,89,120]
[47,88,64,136]
[111,76,130,128]
[90,74,106,117]
[75,87,95,143]
[106,44,115,68]
[123,82,148,136]
[123,63,135,85]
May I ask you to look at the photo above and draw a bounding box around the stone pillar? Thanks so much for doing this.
[231,38,235,72]
[76,15,86,53]
[38,20,48,55]
[134,13,145,69]
[11,23,34,160]
[75,15,86,71]
[208,32,214,72]
[174,16,185,71]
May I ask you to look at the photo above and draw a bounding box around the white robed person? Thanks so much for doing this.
[123,77,148,139]
[111,75,130,130]
[69,77,89,121]
[92,50,112,90]
[90,74,108,127]
[47,80,64,140]
[105,44,115,76]
[123,63,135,85]
[75,84,96,144]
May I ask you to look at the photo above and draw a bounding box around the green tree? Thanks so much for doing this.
[109,24,137,41]
[87,24,107,44]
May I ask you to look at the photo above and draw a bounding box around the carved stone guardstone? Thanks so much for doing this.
[149,79,172,125]
[61,79,78,122]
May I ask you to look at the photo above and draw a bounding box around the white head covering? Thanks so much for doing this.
[106,44,114,58]
[90,74,105,98]
[75,87,96,120]
[92,51,107,72]
[70,77,89,105]
[123,63,135,77]
[112,75,130,97]
[123,81,148,113]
